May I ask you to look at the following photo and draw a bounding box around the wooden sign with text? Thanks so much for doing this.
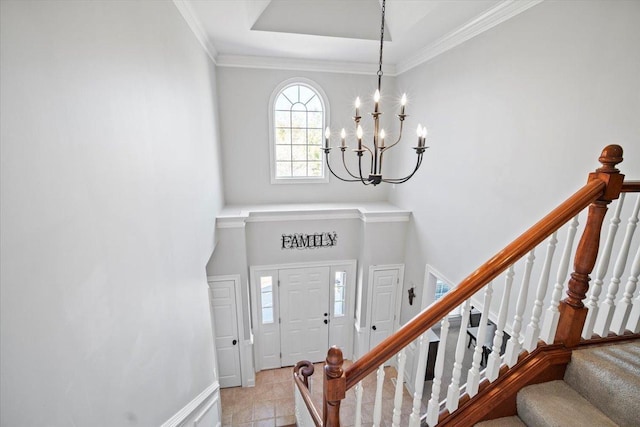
[281,232,338,250]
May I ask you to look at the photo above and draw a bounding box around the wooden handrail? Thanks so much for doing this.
[293,361,323,427]
[622,180,640,192]
[344,178,606,389]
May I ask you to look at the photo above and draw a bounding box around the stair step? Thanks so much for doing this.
[474,416,526,427]
[517,380,617,427]
[564,341,640,427]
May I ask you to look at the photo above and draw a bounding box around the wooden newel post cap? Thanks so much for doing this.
[597,144,623,173]
[325,346,344,379]
[590,144,624,201]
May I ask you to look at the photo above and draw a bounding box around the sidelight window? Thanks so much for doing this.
[260,276,274,324]
[334,271,347,317]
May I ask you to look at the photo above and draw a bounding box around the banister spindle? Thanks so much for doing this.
[611,243,640,334]
[582,194,626,339]
[524,233,558,351]
[594,194,640,336]
[409,332,430,427]
[324,346,346,427]
[354,381,363,427]
[426,318,450,426]
[555,145,624,347]
[446,299,471,412]
[391,349,407,427]
[540,215,579,343]
[467,282,493,396]
[628,283,640,334]
[373,365,385,427]
[505,249,536,367]
[486,266,515,381]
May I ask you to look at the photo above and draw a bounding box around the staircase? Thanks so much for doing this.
[476,340,640,427]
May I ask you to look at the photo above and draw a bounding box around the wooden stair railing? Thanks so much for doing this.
[291,145,638,427]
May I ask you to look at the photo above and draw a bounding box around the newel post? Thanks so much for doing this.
[555,145,625,347]
[323,346,346,427]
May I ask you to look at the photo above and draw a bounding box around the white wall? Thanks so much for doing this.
[0,1,224,425]
[216,67,395,204]
[390,0,640,323]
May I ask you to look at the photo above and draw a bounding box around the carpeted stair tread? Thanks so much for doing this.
[474,416,527,427]
[564,341,640,427]
[517,380,617,427]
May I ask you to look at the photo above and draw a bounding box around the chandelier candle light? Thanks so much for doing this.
[322,0,428,186]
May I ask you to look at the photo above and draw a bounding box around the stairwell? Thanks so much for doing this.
[476,340,640,427]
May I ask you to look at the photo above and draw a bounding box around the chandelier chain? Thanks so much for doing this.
[377,0,386,88]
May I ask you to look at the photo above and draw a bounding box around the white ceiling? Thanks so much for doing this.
[175,0,543,75]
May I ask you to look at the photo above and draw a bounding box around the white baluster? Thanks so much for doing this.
[524,233,558,351]
[445,299,471,412]
[392,349,407,427]
[595,195,640,336]
[505,249,536,367]
[628,287,640,333]
[373,364,385,427]
[486,266,515,382]
[409,332,430,427]
[583,194,625,339]
[426,318,450,426]
[611,244,640,334]
[467,282,494,396]
[540,215,580,343]
[354,381,363,427]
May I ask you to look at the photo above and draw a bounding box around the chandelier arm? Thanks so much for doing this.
[358,153,372,185]
[381,120,405,152]
[381,152,425,184]
[324,151,364,183]
[341,150,363,179]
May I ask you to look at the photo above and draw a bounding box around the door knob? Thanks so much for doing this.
[232,339,237,345]
[372,325,377,330]
[324,319,328,324]
[324,313,328,317]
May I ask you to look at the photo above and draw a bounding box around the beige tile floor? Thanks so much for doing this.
[220,360,421,427]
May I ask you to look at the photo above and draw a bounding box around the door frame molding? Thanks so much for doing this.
[365,264,405,351]
[207,274,247,387]
[250,259,357,370]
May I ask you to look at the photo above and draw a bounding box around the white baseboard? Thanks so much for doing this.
[161,381,220,427]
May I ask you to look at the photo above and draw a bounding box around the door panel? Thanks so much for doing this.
[369,269,400,351]
[280,267,330,366]
[209,280,242,388]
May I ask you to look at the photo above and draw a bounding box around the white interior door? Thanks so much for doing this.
[280,267,330,366]
[209,279,242,388]
[369,268,400,351]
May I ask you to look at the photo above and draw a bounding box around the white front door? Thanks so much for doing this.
[369,268,401,351]
[209,279,242,388]
[279,267,330,366]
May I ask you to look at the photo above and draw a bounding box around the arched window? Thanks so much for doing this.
[269,79,329,183]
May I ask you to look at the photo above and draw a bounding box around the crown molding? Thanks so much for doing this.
[396,0,544,75]
[216,54,398,77]
[172,0,218,64]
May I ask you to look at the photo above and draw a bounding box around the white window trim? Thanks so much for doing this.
[268,77,330,184]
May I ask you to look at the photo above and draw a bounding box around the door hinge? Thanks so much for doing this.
[278,280,280,287]
[280,352,282,358]
[279,317,281,324]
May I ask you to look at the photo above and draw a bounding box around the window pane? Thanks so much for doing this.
[292,129,306,145]
[299,86,315,104]
[335,271,346,287]
[276,162,292,177]
[334,286,344,301]
[276,145,291,161]
[292,162,307,176]
[309,162,322,177]
[283,86,298,103]
[291,102,306,112]
[292,145,307,161]
[306,95,322,112]
[275,111,290,128]
[308,146,321,161]
[262,308,274,324]
[308,129,322,145]
[291,111,306,128]
[334,301,344,317]
[308,112,322,129]
[260,276,272,291]
[275,128,290,145]
[275,94,292,110]
[262,291,273,307]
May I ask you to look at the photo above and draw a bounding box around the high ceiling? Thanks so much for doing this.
[175,0,542,74]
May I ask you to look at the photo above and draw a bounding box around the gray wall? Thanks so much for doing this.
[0,1,224,425]
[389,0,640,323]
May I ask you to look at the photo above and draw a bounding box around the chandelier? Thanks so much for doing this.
[322,0,428,186]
